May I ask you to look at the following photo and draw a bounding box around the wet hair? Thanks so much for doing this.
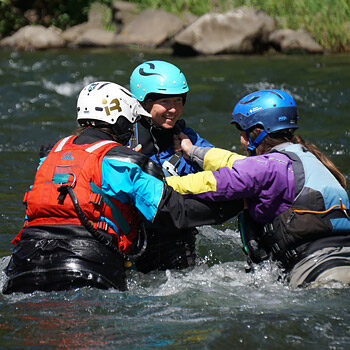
[249,127,347,189]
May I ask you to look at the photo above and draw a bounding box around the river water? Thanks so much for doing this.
[0,49,349,349]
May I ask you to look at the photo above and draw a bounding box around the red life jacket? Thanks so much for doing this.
[15,135,139,254]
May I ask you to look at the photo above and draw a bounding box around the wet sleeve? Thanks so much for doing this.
[166,157,275,201]
[101,158,164,222]
[153,184,243,229]
[188,147,246,171]
[101,158,243,229]
[202,148,246,171]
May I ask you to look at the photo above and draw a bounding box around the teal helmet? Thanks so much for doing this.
[130,60,189,102]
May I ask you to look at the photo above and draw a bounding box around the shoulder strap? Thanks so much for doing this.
[53,135,75,152]
[85,140,116,153]
[129,123,138,150]
[90,182,130,235]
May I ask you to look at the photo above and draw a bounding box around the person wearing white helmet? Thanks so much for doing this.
[3,81,242,294]
[129,60,215,273]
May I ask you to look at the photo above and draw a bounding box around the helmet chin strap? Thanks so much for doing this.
[247,130,268,155]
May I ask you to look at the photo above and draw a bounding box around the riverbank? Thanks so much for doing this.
[0,0,349,54]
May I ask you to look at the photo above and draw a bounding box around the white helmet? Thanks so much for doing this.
[77,81,151,126]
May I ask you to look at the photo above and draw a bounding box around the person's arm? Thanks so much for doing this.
[101,148,242,230]
[176,131,245,171]
[166,153,295,224]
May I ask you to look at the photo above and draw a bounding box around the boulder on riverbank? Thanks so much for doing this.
[0,25,66,50]
[112,1,139,33]
[269,29,324,53]
[114,9,186,47]
[0,2,326,55]
[62,2,115,47]
[173,8,276,55]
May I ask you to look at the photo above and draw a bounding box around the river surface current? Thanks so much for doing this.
[0,49,349,349]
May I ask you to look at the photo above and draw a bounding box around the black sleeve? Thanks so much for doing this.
[153,184,243,230]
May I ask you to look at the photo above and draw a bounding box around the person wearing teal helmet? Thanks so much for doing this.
[3,81,241,294]
[168,89,350,288]
[129,60,216,273]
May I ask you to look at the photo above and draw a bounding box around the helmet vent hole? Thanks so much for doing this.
[273,104,276,107]
[111,119,114,122]
[95,107,103,111]
[240,96,259,104]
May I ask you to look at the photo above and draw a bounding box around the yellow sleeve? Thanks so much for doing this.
[166,171,217,194]
[203,148,246,171]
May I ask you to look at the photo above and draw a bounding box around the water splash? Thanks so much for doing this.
[42,76,96,96]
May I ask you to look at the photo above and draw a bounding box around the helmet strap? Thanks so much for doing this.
[247,130,268,155]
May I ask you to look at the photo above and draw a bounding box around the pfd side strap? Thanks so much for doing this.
[293,199,350,219]
[90,182,130,235]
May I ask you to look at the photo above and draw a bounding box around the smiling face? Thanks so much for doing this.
[144,96,184,129]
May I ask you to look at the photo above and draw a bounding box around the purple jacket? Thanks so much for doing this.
[167,149,295,224]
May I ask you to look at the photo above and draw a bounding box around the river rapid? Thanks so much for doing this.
[0,48,349,349]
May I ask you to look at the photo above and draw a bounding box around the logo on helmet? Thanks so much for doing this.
[103,98,122,116]
[139,63,163,77]
[250,107,262,113]
[88,83,99,92]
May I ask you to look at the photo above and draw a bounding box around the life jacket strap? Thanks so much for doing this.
[90,182,130,235]
[293,198,350,220]
[162,151,182,176]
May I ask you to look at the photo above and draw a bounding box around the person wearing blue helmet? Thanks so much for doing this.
[167,89,350,288]
[128,60,216,273]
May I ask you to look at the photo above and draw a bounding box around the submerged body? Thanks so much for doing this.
[3,128,241,294]
[129,60,215,272]
[3,80,242,294]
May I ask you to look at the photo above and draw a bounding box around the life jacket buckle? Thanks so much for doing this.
[339,198,350,220]
[55,173,77,204]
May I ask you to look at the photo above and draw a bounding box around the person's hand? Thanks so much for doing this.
[173,134,182,153]
[128,144,142,152]
[173,132,193,158]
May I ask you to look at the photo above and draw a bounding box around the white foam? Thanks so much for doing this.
[42,76,96,96]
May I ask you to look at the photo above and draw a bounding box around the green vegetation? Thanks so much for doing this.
[0,0,114,37]
[129,0,350,51]
[1,0,349,51]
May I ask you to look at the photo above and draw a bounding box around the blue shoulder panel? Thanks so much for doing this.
[285,144,350,232]
[101,157,164,222]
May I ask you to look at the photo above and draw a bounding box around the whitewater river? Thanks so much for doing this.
[0,48,349,349]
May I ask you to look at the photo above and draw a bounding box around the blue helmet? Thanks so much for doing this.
[130,60,189,102]
[231,89,298,153]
